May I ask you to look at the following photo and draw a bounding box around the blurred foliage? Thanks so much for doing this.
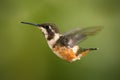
[0,0,120,80]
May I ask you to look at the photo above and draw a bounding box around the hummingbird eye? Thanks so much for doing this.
[43,25,49,29]
[45,26,49,29]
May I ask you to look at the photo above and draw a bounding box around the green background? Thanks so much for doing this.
[0,0,120,80]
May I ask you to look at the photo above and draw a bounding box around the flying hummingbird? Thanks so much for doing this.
[21,22,102,62]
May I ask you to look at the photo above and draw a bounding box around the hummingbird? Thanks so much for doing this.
[21,22,102,62]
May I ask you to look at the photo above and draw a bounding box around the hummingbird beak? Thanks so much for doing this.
[21,22,40,27]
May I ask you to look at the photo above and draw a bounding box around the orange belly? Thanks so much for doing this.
[53,46,77,62]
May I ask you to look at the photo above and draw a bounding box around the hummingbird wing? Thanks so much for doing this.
[63,26,103,47]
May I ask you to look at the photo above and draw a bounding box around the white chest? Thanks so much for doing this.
[47,33,61,49]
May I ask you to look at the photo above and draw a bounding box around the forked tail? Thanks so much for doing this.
[77,48,98,57]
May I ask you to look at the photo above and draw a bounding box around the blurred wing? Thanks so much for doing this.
[63,28,82,36]
[63,26,103,47]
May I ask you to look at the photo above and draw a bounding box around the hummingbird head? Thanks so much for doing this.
[21,22,60,41]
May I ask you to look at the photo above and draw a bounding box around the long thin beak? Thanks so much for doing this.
[21,22,40,27]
